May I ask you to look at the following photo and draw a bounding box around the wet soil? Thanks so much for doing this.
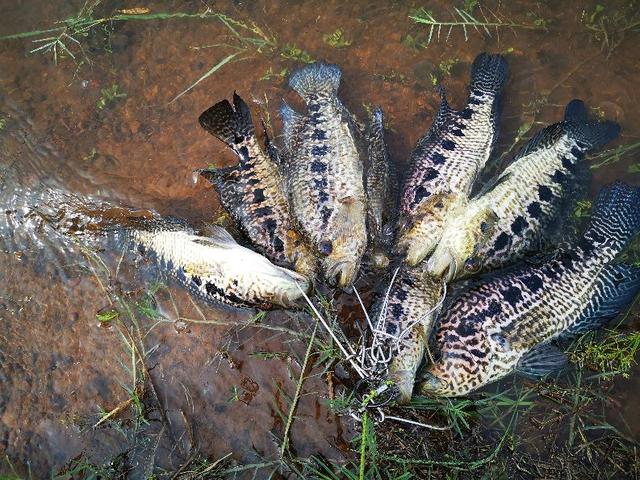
[1,0,639,478]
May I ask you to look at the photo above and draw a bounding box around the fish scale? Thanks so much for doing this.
[281,63,367,288]
[427,100,620,280]
[420,182,640,397]
[395,53,508,267]
[198,93,316,278]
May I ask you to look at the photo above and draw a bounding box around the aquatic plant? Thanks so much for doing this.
[409,6,547,45]
[96,83,126,110]
[280,43,314,64]
[570,330,640,378]
[323,28,353,48]
[581,3,640,57]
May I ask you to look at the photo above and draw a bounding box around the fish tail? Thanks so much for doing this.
[586,181,640,253]
[563,99,620,149]
[469,53,508,95]
[198,92,255,148]
[288,62,341,100]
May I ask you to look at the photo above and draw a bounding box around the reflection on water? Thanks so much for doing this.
[1,0,639,477]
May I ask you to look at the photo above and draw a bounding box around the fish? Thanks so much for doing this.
[198,93,317,279]
[419,181,640,397]
[364,107,396,268]
[280,62,367,288]
[394,53,509,266]
[372,264,444,404]
[426,99,620,281]
[127,217,311,310]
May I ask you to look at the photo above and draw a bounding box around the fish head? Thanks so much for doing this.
[394,193,459,266]
[262,266,312,309]
[319,203,367,288]
[323,255,359,289]
[426,205,498,281]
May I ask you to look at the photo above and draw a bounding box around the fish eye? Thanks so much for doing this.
[464,256,481,273]
[480,221,490,233]
[318,240,333,256]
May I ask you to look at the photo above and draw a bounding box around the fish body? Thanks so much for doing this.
[374,264,444,403]
[129,218,310,310]
[364,107,396,268]
[280,63,367,288]
[420,182,640,397]
[395,53,508,266]
[427,100,620,281]
[198,93,316,279]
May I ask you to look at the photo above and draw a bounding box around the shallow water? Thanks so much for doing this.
[1,0,639,478]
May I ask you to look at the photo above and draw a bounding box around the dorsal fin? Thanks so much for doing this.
[279,100,304,156]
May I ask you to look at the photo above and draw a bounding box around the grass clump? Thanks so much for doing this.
[570,330,640,378]
[323,28,352,48]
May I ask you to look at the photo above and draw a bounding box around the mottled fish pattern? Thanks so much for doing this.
[427,100,620,280]
[280,63,367,288]
[373,264,444,403]
[420,182,640,397]
[128,218,311,310]
[395,53,509,266]
[198,93,316,278]
[364,107,396,267]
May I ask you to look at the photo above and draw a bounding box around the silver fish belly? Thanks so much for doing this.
[129,219,311,310]
[420,182,640,397]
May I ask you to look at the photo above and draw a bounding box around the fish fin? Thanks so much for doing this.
[563,264,640,337]
[205,225,240,247]
[563,99,589,123]
[586,181,640,253]
[279,100,304,155]
[197,166,239,186]
[288,62,341,100]
[563,99,620,149]
[472,170,512,199]
[198,92,255,149]
[512,123,566,160]
[469,53,509,95]
[261,120,283,167]
[516,343,567,378]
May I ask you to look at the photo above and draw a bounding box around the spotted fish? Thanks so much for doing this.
[395,53,508,266]
[364,107,396,268]
[426,100,620,281]
[373,264,444,404]
[198,93,316,279]
[280,63,367,288]
[420,182,640,397]
[129,218,311,310]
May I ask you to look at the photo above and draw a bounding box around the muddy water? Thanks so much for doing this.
[1,0,639,477]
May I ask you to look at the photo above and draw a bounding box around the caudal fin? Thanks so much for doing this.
[288,62,341,100]
[469,53,508,95]
[586,181,640,254]
[198,92,255,149]
[563,99,620,149]
[564,263,640,336]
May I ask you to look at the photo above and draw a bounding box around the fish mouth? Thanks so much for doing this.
[417,372,448,396]
[324,260,356,289]
[425,249,457,282]
[388,370,416,405]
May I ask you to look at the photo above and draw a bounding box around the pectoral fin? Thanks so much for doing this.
[516,343,567,379]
